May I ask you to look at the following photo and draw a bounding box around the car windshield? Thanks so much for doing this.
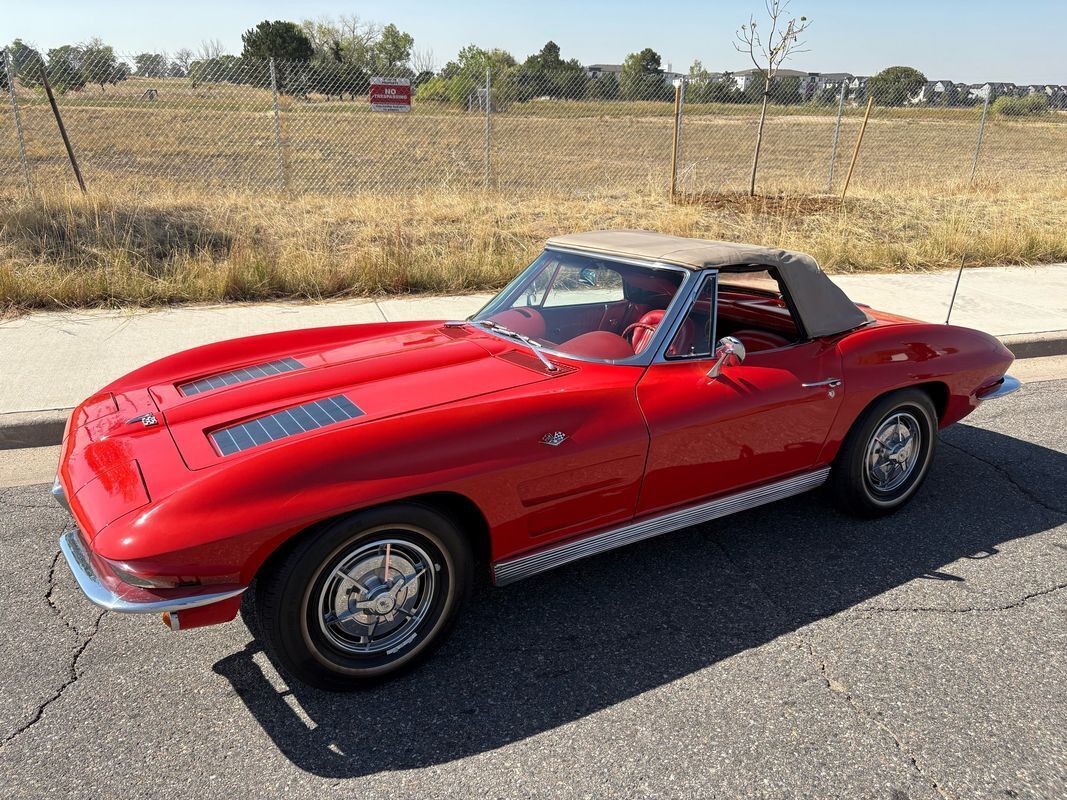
[472,250,688,363]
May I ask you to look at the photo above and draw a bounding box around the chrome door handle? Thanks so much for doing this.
[802,378,842,388]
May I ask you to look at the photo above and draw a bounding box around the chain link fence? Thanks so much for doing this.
[2,49,1065,199]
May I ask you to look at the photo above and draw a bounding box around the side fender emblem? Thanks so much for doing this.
[540,431,568,447]
[127,413,159,428]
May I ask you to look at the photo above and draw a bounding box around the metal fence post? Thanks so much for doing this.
[840,96,874,200]
[40,58,86,192]
[670,78,685,199]
[268,58,288,191]
[826,81,847,192]
[4,51,33,195]
[484,66,492,189]
[969,92,991,185]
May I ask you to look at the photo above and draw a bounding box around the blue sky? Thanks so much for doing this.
[7,1,1066,84]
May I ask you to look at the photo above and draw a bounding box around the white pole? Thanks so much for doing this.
[484,66,492,189]
[269,58,287,191]
[4,50,33,194]
[969,92,991,185]
[826,81,847,192]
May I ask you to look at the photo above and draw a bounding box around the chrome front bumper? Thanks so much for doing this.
[58,529,245,614]
[976,374,1021,402]
[51,476,69,512]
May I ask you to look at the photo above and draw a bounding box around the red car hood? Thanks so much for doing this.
[147,323,552,470]
[62,323,554,516]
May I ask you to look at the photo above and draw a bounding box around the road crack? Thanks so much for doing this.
[45,550,80,635]
[712,535,959,799]
[941,440,1067,516]
[847,582,1067,617]
[3,549,106,749]
[1,609,105,748]
[804,640,955,800]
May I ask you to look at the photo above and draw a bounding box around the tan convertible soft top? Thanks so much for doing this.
[546,230,871,338]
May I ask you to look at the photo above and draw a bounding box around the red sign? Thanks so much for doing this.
[370,77,412,112]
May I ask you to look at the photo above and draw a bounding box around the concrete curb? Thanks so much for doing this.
[1000,330,1067,360]
[0,410,70,451]
[1,330,1064,451]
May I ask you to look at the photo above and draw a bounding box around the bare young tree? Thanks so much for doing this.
[198,38,225,61]
[735,0,811,196]
[173,47,193,73]
[410,47,436,75]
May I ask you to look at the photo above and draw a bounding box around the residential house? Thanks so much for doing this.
[731,67,808,92]
[967,81,1017,100]
[585,64,622,80]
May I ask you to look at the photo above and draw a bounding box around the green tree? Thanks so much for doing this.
[620,48,667,101]
[81,38,120,90]
[867,66,926,106]
[241,20,314,62]
[519,41,587,100]
[587,71,619,100]
[775,75,802,104]
[46,46,86,92]
[302,15,377,71]
[134,52,168,77]
[371,23,414,73]
[438,44,517,107]
[8,39,43,86]
[992,92,1050,116]
[189,54,242,86]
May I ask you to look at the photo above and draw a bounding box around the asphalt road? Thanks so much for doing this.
[0,380,1064,799]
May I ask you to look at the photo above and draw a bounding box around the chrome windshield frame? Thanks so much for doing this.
[650,268,721,364]
[470,246,695,367]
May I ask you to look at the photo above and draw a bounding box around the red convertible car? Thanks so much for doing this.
[54,231,1018,690]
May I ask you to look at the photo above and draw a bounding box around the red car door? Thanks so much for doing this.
[635,283,844,517]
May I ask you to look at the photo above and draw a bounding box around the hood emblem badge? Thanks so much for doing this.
[128,413,159,428]
[540,431,568,447]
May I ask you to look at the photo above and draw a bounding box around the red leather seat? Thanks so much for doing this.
[624,310,665,355]
[558,331,635,360]
[624,310,699,356]
[730,329,790,353]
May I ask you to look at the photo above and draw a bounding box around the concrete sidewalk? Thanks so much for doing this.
[2,264,1065,447]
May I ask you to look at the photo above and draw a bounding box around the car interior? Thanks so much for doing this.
[482,255,800,362]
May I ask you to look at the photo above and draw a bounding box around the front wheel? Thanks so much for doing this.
[829,388,938,518]
[254,503,472,691]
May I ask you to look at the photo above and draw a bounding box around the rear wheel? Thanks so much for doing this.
[254,503,471,691]
[829,388,938,518]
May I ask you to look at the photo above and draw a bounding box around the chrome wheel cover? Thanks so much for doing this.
[316,538,437,656]
[865,411,922,494]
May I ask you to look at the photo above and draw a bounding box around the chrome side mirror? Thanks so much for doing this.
[707,336,746,378]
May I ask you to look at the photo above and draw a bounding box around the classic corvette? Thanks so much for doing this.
[54,230,1019,690]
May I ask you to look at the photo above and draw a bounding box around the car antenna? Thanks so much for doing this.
[945,253,967,325]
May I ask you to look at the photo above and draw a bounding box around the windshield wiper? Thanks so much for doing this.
[468,320,559,372]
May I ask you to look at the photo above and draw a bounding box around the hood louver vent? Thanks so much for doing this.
[211,394,364,456]
[178,357,305,396]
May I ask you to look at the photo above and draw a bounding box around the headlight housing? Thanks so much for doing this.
[105,560,184,589]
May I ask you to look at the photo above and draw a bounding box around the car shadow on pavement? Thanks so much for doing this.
[213,423,1066,778]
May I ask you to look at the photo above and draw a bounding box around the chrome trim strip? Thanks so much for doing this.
[976,374,1021,402]
[59,530,245,614]
[493,467,831,585]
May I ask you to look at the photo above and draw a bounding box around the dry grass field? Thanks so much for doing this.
[1,76,1065,309]
[3,185,1065,311]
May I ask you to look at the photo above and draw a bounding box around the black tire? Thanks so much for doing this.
[829,388,938,518]
[253,503,472,691]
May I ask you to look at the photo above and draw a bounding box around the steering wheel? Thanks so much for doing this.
[622,311,665,355]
